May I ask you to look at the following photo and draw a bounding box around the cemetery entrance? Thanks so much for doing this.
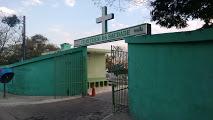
[74,23,150,113]
[110,46,128,112]
[74,12,150,113]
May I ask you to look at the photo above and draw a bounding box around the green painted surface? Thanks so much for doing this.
[54,49,87,96]
[60,43,72,50]
[0,47,87,96]
[126,28,213,44]
[8,59,55,95]
[126,28,213,120]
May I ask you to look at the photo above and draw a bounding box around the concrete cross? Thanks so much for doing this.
[96,6,114,34]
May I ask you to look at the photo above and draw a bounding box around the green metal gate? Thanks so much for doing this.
[54,47,87,97]
[111,46,128,112]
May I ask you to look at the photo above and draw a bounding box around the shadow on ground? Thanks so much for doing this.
[0,97,112,120]
[0,87,132,120]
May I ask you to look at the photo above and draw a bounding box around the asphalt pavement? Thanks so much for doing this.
[0,87,132,120]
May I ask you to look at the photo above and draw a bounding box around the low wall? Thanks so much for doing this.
[0,47,87,96]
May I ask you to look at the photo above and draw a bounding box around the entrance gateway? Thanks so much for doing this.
[74,6,151,112]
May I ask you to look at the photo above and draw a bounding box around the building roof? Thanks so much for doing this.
[88,48,110,54]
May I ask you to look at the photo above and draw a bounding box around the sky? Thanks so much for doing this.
[0,0,205,49]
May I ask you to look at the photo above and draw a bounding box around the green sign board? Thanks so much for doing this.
[74,23,151,47]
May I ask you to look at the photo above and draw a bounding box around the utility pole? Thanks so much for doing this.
[22,16,26,60]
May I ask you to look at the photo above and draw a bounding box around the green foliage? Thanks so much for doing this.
[25,35,59,59]
[106,54,112,71]
[106,46,128,75]
[109,64,128,76]
[92,0,213,28]
[92,0,144,11]
[1,15,21,27]
[0,34,59,65]
[0,14,59,65]
[0,14,22,64]
[151,0,213,28]
[31,34,48,43]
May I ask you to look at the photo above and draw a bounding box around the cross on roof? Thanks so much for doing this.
[96,6,114,34]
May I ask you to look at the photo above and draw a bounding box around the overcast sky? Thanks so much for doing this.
[0,0,204,49]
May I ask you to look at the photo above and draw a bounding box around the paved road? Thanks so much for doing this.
[103,113,132,120]
[0,89,132,120]
[0,97,112,120]
[95,92,132,120]
[94,91,112,103]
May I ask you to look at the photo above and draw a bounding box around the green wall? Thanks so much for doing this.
[87,53,106,82]
[125,28,213,120]
[7,58,55,95]
[0,47,87,96]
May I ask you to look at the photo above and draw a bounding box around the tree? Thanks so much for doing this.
[106,46,128,75]
[92,0,213,29]
[0,13,22,64]
[25,34,59,59]
[106,54,112,71]
[0,13,59,65]
[151,0,213,28]
[2,15,20,27]
[31,34,48,43]
[0,34,59,65]
[0,44,22,64]
[92,0,145,11]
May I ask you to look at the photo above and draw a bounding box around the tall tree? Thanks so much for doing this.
[151,0,213,28]
[2,15,20,27]
[31,34,48,43]
[0,13,22,62]
[92,0,144,11]
[92,0,213,29]
[0,34,59,65]
[25,34,59,59]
